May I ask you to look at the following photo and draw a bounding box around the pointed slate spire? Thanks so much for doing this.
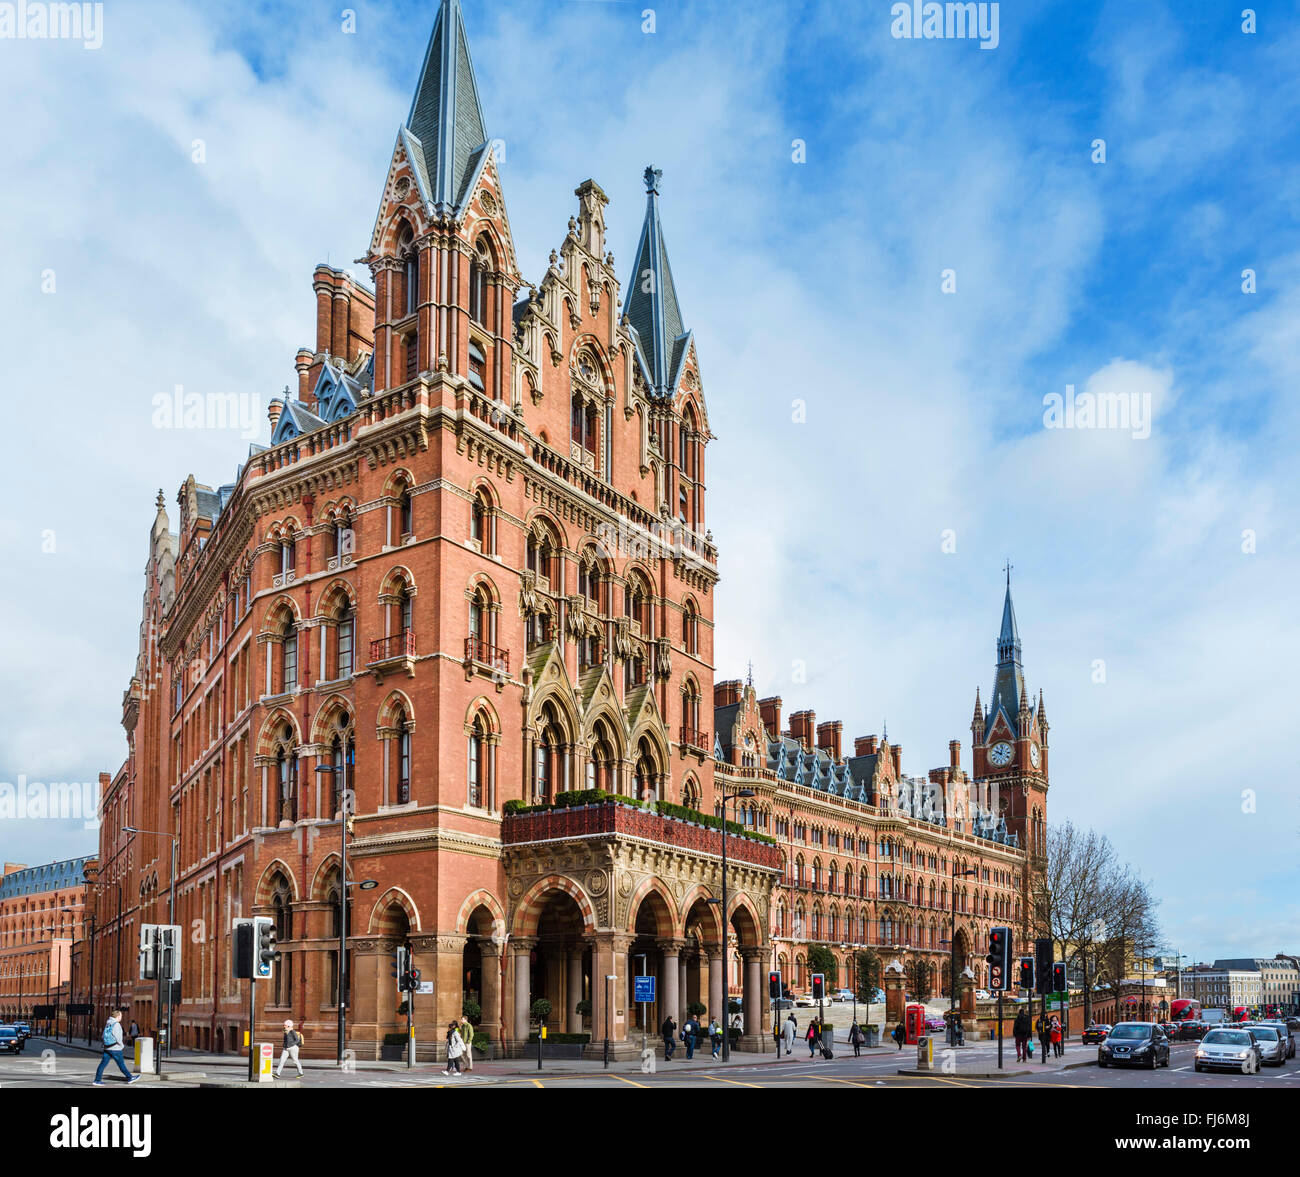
[987,569,1027,741]
[624,166,691,398]
[405,0,490,216]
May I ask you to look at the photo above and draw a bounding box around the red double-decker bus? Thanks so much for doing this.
[1169,998,1201,1022]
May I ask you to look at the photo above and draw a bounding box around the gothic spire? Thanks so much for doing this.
[624,166,691,398]
[405,0,490,216]
[986,572,1027,740]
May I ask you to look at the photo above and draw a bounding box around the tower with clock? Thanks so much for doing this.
[970,568,1049,914]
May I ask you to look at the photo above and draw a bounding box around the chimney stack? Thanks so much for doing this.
[758,696,782,739]
[949,740,961,770]
[816,720,843,761]
[714,679,743,708]
[789,710,815,750]
[268,398,284,431]
[855,735,879,757]
[890,744,902,776]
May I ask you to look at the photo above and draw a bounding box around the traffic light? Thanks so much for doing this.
[769,971,782,1000]
[233,919,254,979]
[410,968,421,990]
[254,916,277,980]
[811,973,825,1002]
[1051,961,1067,994]
[986,926,1011,991]
[1034,937,1053,995]
[1017,956,1034,992]
[393,946,410,990]
[138,925,158,981]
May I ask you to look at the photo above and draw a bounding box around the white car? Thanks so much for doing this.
[831,989,856,1003]
[975,990,991,1000]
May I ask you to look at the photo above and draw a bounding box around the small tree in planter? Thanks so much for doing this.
[686,1001,706,1019]
[462,999,482,1026]
[575,998,593,1028]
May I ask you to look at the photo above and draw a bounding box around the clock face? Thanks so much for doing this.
[1030,743,1040,768]
[989,741,1013,767]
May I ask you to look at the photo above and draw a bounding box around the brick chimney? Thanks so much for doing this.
[268,398,284,431]
[758,696,782,739]
[854,735,878,757]
[714,679,743,708]
[3,863,27,877]
[816,720,843,761]
[295,348,314,404]
[890,744,902,776]
[949,740,961,770]
[789,710,815,750]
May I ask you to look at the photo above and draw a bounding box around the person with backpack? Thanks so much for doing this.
[681,1013,698,1060]
[443,1021,465,1076]
[92,1010,140,1086]
[848,1021,864,1057]
[276,1019,304,1077]
[806,1016,821,1058]
[708,1016,723,1059]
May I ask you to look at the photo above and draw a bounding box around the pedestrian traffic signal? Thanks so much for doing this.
[986,926,1012,990]
[1051,961,1067,993]
[254,916,277,980]
[769,970,782,1000]
[1017,956,1034,991]
[1034,937,1053,995]
[811,973,825,1002]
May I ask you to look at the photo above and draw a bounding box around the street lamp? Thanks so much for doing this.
[949,865,977,1041]
[315,760,357,1065]
[709,787,755,1062]
[123,826,179,1060]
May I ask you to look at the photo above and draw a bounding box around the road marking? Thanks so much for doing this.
[609,1074,648,1089]
[702,1073,761,1088]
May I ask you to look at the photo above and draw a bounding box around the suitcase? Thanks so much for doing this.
[821,1045,833,1059]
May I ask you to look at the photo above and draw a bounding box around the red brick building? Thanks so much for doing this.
[0,858,90,1028]
[94,0,1045,1059]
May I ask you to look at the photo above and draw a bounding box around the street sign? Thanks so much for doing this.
[634,975,656,1003]
[417,980,434,995]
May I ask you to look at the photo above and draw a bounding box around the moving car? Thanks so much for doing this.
[0,1026,23,1054]
[11,1022,30,1041]
[1256,1021,1296,1058]
[1082,1023,1110,1045]
[1195,1028,1263,1073]
[1246,1025,1287,1067]
[1176,1021,1209,1041]
[1097,1022,1170,1069]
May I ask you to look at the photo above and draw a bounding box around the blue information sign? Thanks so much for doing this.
[634,975,656,1003]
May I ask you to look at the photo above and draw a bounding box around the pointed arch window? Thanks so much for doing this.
[395,705,411,805]
[333,602,354,680]
[275,731,298,825]
[280,615,298,693]
[400,226,418,318]
[467,716,486,809]
[397,486,414,540]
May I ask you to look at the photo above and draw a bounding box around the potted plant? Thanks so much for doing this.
[575,998,593,1029]
[863,1023,880,1048]
[380,1031,406,1061]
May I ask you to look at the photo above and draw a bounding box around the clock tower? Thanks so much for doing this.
[970,571,1049,907]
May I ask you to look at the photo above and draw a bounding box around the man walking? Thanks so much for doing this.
[457,1015,475,1071]
[781,1012,797,1055]
[1013,1006,1031,1062]
[1037,1013,1051,1065]
[661,1014,677,1061]
[276,1019,304,1077]
[92,1010,140,1086]
[681,1013,698,1060]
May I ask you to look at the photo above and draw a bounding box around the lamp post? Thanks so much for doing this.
[123,827,179,1061]
[949,865,977,1043]
[709,787,755,1062]
[315,760,356,1066]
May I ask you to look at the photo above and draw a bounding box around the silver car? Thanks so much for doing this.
[1194,1028,1262,1073]
[1256,1021,1295,1059]
[1247,1025,1287,1067]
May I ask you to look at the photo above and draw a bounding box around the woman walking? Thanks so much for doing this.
[443,1021,466,1076]
[848,1021,864,1057]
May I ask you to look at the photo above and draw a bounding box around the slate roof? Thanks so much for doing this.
[624,166,691,398]
[0,857,92,900]
[405,0,489,218]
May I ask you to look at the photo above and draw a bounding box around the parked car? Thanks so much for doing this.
[1097,1022,1170,1069]
[830,989,856,1003]
[1195,1028,1263,1073]
[925,1015,947,1032]
[1246,1025,1287,1067]
[1081,1023,1110,1045]
[0,1026,23,1054]
[793,993,815,1008]
[975,990,991,1000]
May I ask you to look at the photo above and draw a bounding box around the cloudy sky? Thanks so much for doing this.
[1,0,1296,963]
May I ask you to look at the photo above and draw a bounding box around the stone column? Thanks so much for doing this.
[588,932,632,1059]
[705,942,724,1024]
[678,953,689,1016]
[478,938,503,1045]
[566,946,584,1035]
[511,938,536,1049]
[658,939,684,1025]
[741,947,764,1044]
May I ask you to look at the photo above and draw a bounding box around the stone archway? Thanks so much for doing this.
[627,887,675,1035]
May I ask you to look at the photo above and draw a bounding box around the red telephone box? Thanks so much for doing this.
[905,1003,927,1045]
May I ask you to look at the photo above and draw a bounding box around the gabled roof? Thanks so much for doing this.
[624,166,691,398]
[271,399,327,446]
[405,0,489,218]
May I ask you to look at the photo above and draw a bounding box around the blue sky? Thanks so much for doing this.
[1,0,1297,963]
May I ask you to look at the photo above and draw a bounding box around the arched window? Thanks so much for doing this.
[280,614,298,693]
[470,244,490,325]
[280,537,295,577]
[397,485,413,539]
[470,490,492,553]
[683,601,698,655]
[633,736,657,802]
[329,728,354,817]
[467,716,486,808]
[275,728,297,825]
[534,705,564,803]
[398,583,413,636]
[468,588,487,656]
[682,777,701,810]
[400,226,418,317]
[333,601,353,680]
[270,876,293,1006]
[395,705,411,804]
